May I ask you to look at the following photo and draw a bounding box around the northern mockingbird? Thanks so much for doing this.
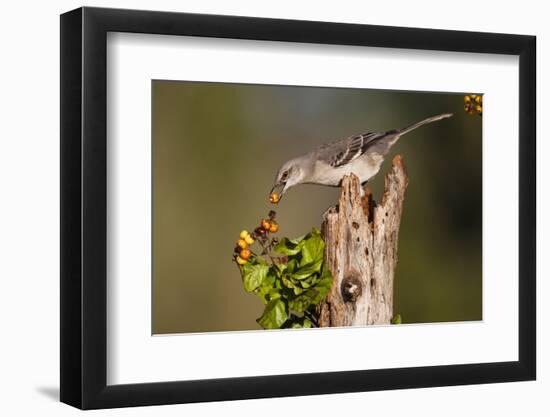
[270,113,453,201]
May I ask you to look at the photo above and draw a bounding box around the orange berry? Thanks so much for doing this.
[261,219,271,230]
[269,223,279,233]
[464,95,471,103]
[269,192,280,204]
[244,235,255,245]
[237,239,248,249]
[239,230,249,240]
[236,256,247,265]
[240,249,251,260]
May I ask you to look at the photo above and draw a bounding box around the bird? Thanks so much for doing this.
[269,113,453,202]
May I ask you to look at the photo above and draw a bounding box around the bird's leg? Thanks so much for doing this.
[322,181,368,219]
[322,205,338,221]
[360,181,368,197]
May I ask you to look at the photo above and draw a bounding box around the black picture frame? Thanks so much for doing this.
[60,6,536,410]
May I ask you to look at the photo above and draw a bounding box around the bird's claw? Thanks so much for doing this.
[322,205,339,220]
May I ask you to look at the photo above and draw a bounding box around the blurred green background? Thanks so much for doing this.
[152,80,482,334]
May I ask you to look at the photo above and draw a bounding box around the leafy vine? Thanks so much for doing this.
[233,211,333,329]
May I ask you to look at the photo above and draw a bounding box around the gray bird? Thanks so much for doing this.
[270,113,453,201]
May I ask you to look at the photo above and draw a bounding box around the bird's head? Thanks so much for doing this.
[269,158,307,203]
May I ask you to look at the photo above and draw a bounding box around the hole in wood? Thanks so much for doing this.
[341,275,362,303]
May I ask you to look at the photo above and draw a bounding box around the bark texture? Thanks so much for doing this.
[319,155,409,327]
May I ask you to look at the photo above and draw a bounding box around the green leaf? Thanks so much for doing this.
[317,266,333,291]
[287,263,333,313]
[288,291,315,313]
[302,318,313,328]
[273,237,305,256]
[286,258,298,273]
[299,279,313,289]
[303,267,332,305]
[274,262,287,274]
[300,232,325,267]
[391,314,402,325]
[257,299,288,329]
[241,262,269,292]
[292,286,304,295]
[281,275,297,289]
[253,271,276,304]
[285,317,314,329]
[268,288,282,301]
[303,274,319,285]
[298,274,320,288]
[292,259,323,279]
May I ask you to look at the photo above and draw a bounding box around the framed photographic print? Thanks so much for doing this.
[60,6,536,409]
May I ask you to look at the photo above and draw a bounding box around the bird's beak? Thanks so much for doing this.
[269,182,286,203]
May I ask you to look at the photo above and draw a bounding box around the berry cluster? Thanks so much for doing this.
[464,94,482,116]
[233,210,279,265]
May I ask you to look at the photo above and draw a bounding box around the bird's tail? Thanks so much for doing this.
[397,113,453,136]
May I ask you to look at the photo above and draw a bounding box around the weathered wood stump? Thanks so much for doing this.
[319,155,409,327]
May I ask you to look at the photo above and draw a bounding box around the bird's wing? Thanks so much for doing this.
[317,131,398,168]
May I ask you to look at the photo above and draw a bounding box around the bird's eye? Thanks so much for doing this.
[281,171,289,181]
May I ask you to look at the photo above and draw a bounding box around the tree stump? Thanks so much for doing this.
[319,155,409,327]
